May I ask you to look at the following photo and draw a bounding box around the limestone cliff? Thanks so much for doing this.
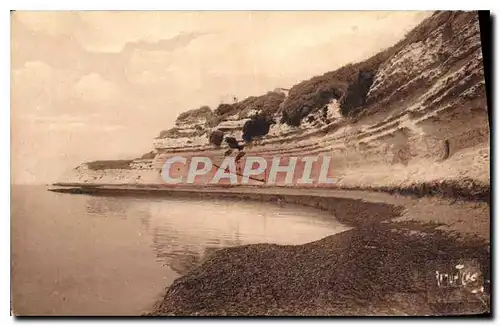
[61,11,490,199]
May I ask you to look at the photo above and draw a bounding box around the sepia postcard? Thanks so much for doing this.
[11,10,491,317]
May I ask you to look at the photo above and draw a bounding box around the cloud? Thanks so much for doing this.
[101,125,126,132]
[122,31,211,54]
[11,61,79,116]
[14,11,83,37]
[72,73,119,102]
[48,122,87,130]
[46,122,125,131]
[12,61,57,92]
[19,114,88,123]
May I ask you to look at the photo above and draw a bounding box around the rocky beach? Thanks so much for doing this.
[51,11,491,316]
[50,184,490,316]
[149,222,489,316]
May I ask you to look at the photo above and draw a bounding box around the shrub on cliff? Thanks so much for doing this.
[176,105,213,123]
[214,92,285,120]
[242,115,276,142]
[86,160,133,170]
[138,151,156,160]
[281,72,347,126]
[280,11,454,126]
[158,128,183,139]
[157,12,458,132]
[281,63,384,126]
[157,106,215,139]
[214,103,235,117]
[235,91,285,119]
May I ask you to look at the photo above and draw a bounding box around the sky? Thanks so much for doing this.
[11,11,432,184]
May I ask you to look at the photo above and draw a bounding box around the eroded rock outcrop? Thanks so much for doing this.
[61,11,490,200]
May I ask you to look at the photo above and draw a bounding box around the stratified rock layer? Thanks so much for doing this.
[62,11,490,200]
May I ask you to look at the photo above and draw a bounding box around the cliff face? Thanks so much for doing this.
[63,11,489,195]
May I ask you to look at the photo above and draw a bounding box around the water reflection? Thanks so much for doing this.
[86,196,132,216]
[85,195,350,275]
[85,196,151,223]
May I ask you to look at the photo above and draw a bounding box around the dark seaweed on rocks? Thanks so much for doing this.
[85,160,133,170]
[150,222,489,316]
[341,178,490,204]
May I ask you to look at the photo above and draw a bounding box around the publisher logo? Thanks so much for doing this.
[426,259,486,304]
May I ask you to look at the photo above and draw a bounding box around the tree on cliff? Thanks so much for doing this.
[242,115,275,142]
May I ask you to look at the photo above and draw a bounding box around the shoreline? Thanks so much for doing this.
[50,178,490,203]
[48,182,490,242]
[48,183,491,316]
[149,222,490,316]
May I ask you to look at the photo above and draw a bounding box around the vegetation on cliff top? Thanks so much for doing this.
[138,151,156,160]
[280,11,458,125]
[214,91,286,120]
[176,106,213,122]
[157,11,465,134]
[157,106,212,139]
[86,160,134,170]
